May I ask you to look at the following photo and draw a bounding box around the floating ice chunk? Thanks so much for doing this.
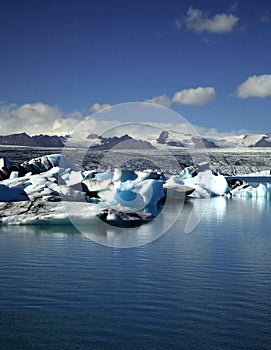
[231,185,251,198]
[165,173,228,198]
[165,175,184,187]
[136,170,164,181]
[97,185,116,204]
[24,172,32,177]
[135,179,164,207]
[82,170,96,180]
[180,166,197,179]
[0,201,98,225]
[82,178,112,193]
[49,154,78,171]
[65,171,84,186]
[0,158,12,171]
[113,168,138,182]
[57,185,85,201]
[0,158,6,169]
[241,187,253,198]
[256,183,267,197]
[230,183,271,198]
[98,179,165,210]
[97,207,152,227]
[112,169,164,183]
[185,184,211,198]
[183,170,229,197]
[0,199,151,227]
[0,155,76,181]
[9,171,18,179]
[0,163,85,203]
[60,172,70,182]
[94,169,113,181]
[164,175,194,198]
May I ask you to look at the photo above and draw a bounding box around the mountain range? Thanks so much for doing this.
[0,133,65,148]
[1,131,271,149]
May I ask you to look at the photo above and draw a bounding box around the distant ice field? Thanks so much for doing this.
[1,146,271,176]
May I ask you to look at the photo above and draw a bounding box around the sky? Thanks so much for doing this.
[0,0,271,136]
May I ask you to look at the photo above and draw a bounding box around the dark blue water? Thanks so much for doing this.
[0,197,271,350]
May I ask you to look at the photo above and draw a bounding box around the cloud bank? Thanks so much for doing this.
[0,101,116,136]
[0,102,83,136]
[237,74,271,98]
[0,99,255,142]
[185,7,239,34]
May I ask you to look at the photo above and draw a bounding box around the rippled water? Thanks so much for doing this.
[0,197,271,349]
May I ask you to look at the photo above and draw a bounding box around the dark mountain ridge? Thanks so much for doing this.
[0,133,64,147]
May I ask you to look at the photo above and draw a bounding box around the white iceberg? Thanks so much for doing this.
[230,183,271,198]
[166,170,229,198]
[1,153,271,228]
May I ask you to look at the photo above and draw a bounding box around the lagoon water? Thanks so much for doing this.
[0,197,271,349]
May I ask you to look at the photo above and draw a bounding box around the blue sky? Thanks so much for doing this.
[0,0,271,135]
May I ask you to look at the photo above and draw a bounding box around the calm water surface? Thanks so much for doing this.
[0,197,271,350]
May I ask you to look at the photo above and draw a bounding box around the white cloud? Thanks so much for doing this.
[0,102,84,136]
[12,103,62,125]
[172,87,216,105]
[144,94,172,108]
[185,7,239,33]
[89,102,112,113]
[237,74,271,98]
[52,117,83,135]
[0,102,60,135]
[146,88,216,108]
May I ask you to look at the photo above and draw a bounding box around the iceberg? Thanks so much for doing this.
[0,155,160,226]
[1,154,271,228]
[166,170,229,198]
[97,178,165,210]
[230,182,271,198]
[0,200,151,227]
[82,168,166,209]
[0,154,77,181]
[180,166,197,179]
[164,175,195,198]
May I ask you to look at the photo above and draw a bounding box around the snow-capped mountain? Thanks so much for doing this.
[1,131,271,149]
[211,133,271,148]
[86,134,154,150]
[249,134,271,147]
[156,130,218,148]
